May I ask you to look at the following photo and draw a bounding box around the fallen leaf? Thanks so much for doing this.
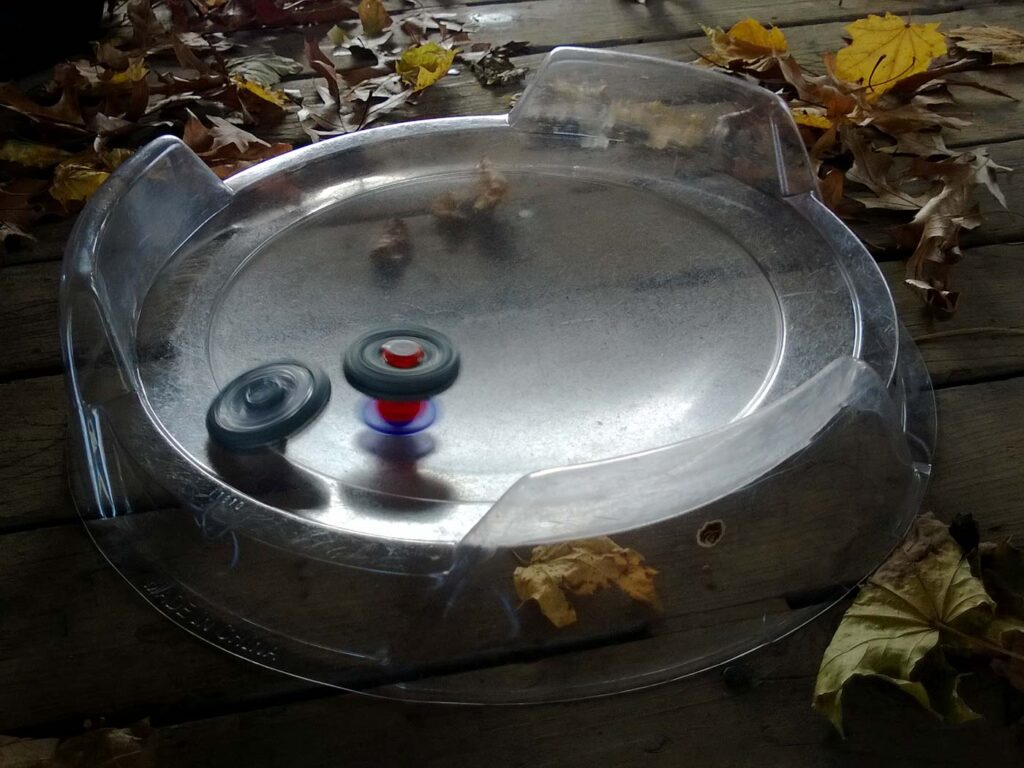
[895,150,1008,307]
[905,278,960,316]
[472,159,507,212]
[52,721,155,768]
[834,13,947,99]
[50,162,110,205]
[702,17,788,70]
[0,221,36,244]
[0,141,71,168]
[358,0,392,37]
[227,54,304,87]
[844,138,931,211]
[182,112,291,177]
[0,178,55,229]
[371,218,411,263]
[814,514,993,734]
[791,107,833,130]
[231,76,288,107]
[0,735,58,766]
[988,621,1024,693]
[327,25,347,46]
[948,25,1024,66]
[877,130,953,158]
[513,537,659,628]
[396,43,457,91]
[108,57,150,85]
[720,17,787,55]
[468,42,529,88]
[980,540,1024,620]
[432,191,466,222]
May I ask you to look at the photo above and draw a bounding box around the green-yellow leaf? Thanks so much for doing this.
[50,162,110,205]
[814,514,993,734]
[0,140,71,168]
[396,43,457,92]
[834,13,947,99]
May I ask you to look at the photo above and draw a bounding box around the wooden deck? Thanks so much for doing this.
[1,0,1023,764]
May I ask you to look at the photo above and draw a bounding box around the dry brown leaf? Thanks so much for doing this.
[513,537,659,628]
[182,112,291,178]
[949,25,1024,66]
[843,126,931,211]
[0,723,154,768]
[432,190,466,222]
[878,130,953,158]
[0,221,36,244]
[893,151,1007,312]
[371,218,411,263]
[472,159,508,212]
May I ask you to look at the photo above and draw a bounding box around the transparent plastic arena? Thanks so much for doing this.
[61,48,936,702]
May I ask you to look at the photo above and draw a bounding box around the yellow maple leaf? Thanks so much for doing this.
[726,17,788,54]
[834,13,947,99]
[0,140,70,168]
[50,161,110,205]
[513,537,660,628]
[702,17,787,66]
[396,43,457,92]
[358,0,391,37]
[791,107,833,130]
[109,57,149,84]
[231,76,287,107]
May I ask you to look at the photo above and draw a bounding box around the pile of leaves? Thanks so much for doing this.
[815,513,1024,733]
[701,15,1023,314]
[0,0,527,244]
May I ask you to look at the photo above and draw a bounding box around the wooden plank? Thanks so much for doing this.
[0,375,1020,733]
[0,261,61,380]
[0,375,67,530]
[151,643,1024,768]
[0,218,74,268]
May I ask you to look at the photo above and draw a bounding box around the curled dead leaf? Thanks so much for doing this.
[431,160,508,221]
[948,25,1024,66]
[513,537,660,628]
[472,160,507,212]
[371,218,412,263]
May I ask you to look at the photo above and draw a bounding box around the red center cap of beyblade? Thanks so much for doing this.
[380,338,425,369]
